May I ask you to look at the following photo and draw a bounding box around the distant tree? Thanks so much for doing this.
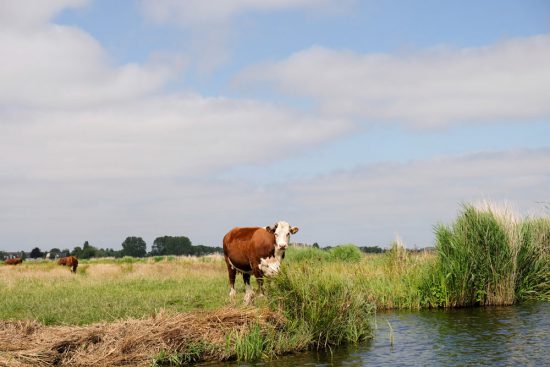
[191,244,223,256]
[121,237,147,257]
[151,236,192,256]
[30,247,43,259]
[71,246,82,257]
[359,246,384,254]
[48,248,61,258]
[312,242,320,248]
[0,251,6,260]
[78,241,98,259]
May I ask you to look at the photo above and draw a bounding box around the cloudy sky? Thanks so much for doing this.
[1,0,549,252]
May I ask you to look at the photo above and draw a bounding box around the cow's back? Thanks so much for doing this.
[223,227,275,272]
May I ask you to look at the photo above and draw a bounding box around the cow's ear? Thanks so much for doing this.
[266,223,278,233]
[290,226,299,234]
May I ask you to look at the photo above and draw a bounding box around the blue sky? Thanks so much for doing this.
[1,0,549,251]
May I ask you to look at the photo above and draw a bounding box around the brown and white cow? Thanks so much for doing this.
[223,220,299,304]
[4,257,23,265]
[58,256,78,273]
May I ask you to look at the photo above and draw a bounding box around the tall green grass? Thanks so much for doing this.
[516,217,550,300]
[421,204,550,307]
[266,263,373,349]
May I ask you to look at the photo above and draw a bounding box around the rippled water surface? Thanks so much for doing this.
[204,302,550,366]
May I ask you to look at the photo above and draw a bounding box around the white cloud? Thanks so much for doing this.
[0,95,350,180]
[284,148,550,246]
[0,0,351,181]
[0,175,272,250]
[0,24,181,108]
[1,147,548,251]
[0,0,88,30]
[140,0,346,27]
[138,0,353,73]
[236,35,550,127]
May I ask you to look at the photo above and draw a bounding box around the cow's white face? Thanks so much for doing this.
[266,220,299,250]
[259,257,280,277]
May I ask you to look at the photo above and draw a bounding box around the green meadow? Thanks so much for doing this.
[1,203,550,366]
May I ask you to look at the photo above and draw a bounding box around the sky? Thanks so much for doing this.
[1,0,549,252]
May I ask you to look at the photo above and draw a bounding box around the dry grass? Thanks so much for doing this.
[0,307,283,367]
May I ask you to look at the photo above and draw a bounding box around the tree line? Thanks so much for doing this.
[1,236,222,260]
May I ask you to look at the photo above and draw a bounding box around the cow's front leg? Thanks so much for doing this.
[252,263,265,296]
[243,273,254,305]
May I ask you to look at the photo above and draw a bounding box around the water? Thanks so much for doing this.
[202,302,550,366]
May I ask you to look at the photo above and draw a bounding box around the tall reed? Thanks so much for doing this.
[516,217,550,300]
[421,203,550,307]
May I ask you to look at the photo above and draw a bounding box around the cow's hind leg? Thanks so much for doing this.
[243,273,254,305]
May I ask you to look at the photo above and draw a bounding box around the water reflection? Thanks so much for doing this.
[201,302,550,366]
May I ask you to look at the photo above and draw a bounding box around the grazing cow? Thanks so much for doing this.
[223,220,299,304]
[58,256,78,273]
[4,258,23,265]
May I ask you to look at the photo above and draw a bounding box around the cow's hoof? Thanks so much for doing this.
[229,289,236,299]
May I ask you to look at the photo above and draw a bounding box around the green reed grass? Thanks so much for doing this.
[516,217,550,300]
[421,204,550,307]
[267,264,373,348]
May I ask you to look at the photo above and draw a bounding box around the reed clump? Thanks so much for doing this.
[266,263,373,349]
[420,203,550,307]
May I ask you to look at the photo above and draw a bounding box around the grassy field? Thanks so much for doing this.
[1,203,549,366]
[0,248,435,326]
[0,256,231,325]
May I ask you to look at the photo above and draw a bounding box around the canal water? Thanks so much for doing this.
[204,302,550,366]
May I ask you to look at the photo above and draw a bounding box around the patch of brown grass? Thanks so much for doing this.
[0,308,283,367]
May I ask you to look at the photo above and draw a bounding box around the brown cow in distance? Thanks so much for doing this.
[58,256,78,273]
[223,220,299,304]
[4,258,23,265]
